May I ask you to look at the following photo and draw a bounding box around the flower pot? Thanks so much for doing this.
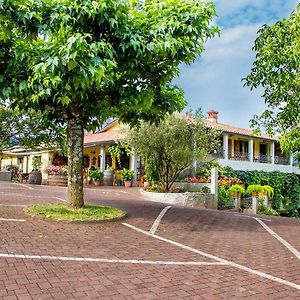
[28,171,42,185]
[124,181,132,188]
[91,179,101,186]
[233,192,240,199]
[48,174,68,186]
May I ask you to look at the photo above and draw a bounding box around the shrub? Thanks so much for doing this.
[120,168,134,181]
[89,169,104,181]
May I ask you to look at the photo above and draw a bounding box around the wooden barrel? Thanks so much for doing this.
[48,174,68,186]
[103,170,114,186]
[28,171,42,185]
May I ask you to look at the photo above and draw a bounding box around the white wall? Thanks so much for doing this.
[218,159,300,174]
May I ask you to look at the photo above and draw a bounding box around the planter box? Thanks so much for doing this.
[48,174,68,186]
[0,171,11,181]
[140,190,217,209]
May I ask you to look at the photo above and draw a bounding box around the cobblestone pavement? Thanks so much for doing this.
[0,181,300,299]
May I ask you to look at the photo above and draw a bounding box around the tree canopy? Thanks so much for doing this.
[123,114,221,191]
[0,104,65,153]
[0,0,219,207]
[244,4,300,158]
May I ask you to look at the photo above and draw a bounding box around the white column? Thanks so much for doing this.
[223,134,229,159]
[100,145,106,172]
[130,153,138,186]
[270,142,275,164]
[248,139,254,162]
[290,153,294,167]
[210,168,218,209]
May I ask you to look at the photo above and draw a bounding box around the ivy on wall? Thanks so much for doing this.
[223,168,300,217]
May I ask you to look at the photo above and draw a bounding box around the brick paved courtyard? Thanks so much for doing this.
[0,181,300,299]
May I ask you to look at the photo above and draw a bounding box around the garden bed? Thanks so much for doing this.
[140,189,217,209]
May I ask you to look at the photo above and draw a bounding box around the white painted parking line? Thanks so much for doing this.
[150,206,172,235]
[17,184,34,190]
[234,214,272,222]
[123,222,300,291]
[254,217,300,260]
[55,197,67,202]
[0,218,26,222]
[0,253,226,266]
[0,193,55,199]
[0,204,27,208]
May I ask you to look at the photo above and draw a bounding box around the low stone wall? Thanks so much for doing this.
[140,189,217,209]
[172,182,211,191]
[0,171,11,181]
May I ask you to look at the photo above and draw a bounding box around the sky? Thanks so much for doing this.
[174,0,299,129]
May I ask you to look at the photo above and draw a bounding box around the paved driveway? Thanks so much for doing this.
[0,181,300,299]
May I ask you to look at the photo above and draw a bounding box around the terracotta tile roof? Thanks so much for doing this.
[204,120,277,141]
[84,130,125,146]
[83,117,278,146]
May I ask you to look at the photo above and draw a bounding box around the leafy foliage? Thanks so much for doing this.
[228,184,245,196]
[0,105,65,153]
[123,114,221,190]
[223,167,300,217]
[89,169,104,181]
[0,0,219,207]
[244,4,300,159]
[120,168,134,181]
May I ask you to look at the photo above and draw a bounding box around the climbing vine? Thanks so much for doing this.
[108,144,123,168]
[222,167,300,217]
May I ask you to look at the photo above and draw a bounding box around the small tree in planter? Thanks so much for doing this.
[89,169,104,186]
[261,185,274,206]
[229,184,245,211]
[120,169,134,187]
[246,184,263,198]
[229,184,245,199]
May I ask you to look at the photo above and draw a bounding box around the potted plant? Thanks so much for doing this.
[228,184,245,199]
[120,168,134,187]
[89,169,104,186]
[262,185,274,206]
[246,184,263,198]
[44,165,68,186]
[262,185,274,199]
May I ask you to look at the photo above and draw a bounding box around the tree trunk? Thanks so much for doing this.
[67,117,84,208]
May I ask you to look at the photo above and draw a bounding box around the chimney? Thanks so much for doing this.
[207,110,219,123]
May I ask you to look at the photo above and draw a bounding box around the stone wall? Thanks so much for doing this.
[140,189,217,209]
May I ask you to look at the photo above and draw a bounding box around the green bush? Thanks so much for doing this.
[220,168,300,218]
[218,186,234,209]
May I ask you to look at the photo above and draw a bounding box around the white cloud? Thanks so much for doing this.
[173,1,299,128]
[174,24,266,128]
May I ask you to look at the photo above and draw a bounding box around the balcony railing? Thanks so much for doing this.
[275,156,290,165]
[229,151,249,161]
[254,154,272,164]
[211,149,225,159]
[214,148,291,166]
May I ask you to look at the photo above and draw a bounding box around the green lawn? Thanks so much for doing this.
[27,204,125,221]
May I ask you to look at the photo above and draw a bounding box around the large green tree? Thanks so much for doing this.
[244,4,300,160]
[124,114,221,191]
[0,0,218,208]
